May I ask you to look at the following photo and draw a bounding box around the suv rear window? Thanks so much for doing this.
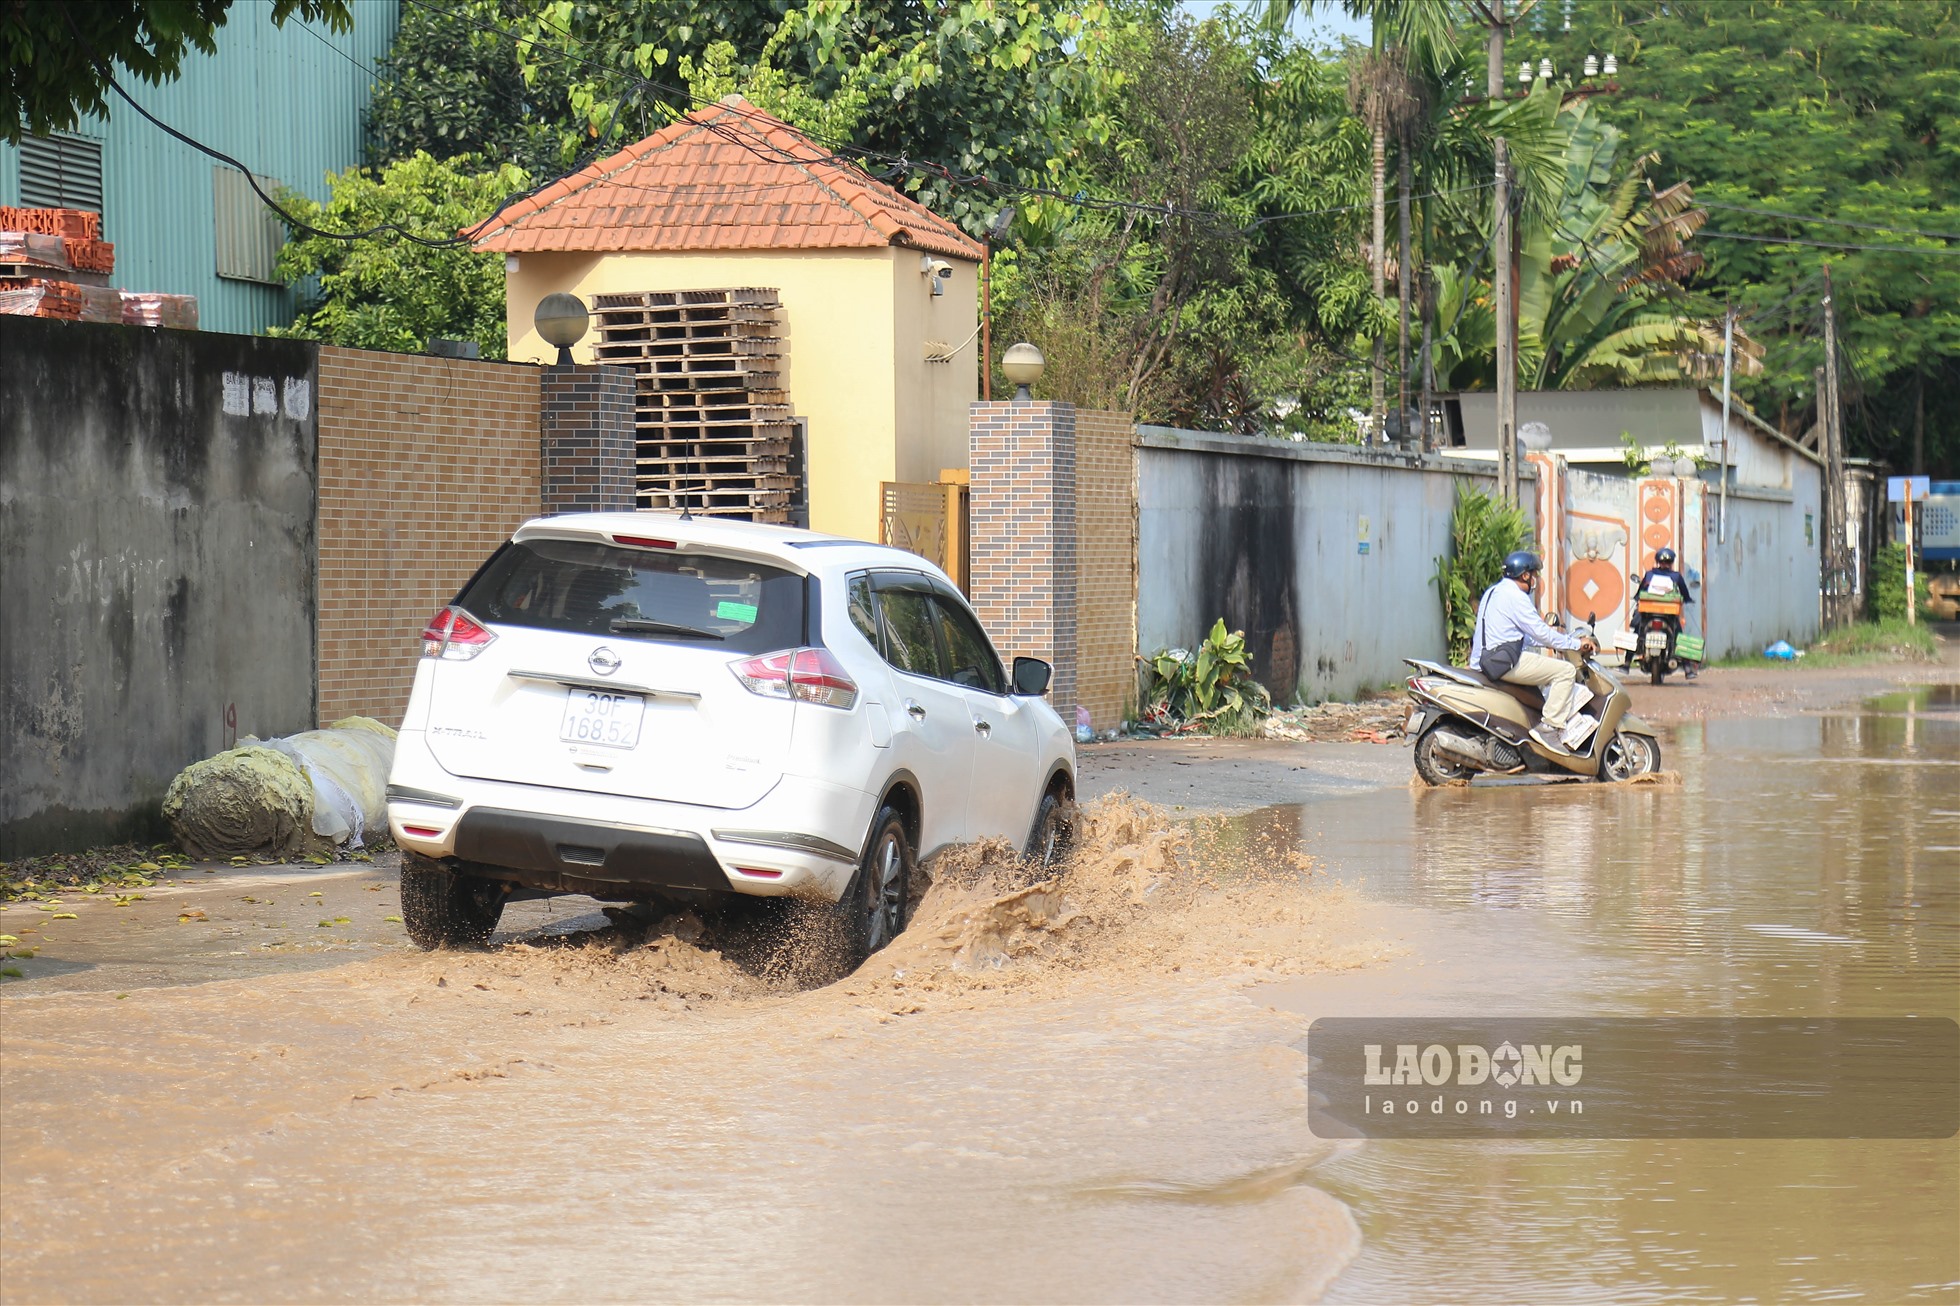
[458,538,805,654]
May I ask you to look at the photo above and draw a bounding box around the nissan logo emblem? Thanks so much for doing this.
[587,646,622,676]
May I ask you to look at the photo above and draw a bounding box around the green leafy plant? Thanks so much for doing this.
[1866,543,1933,623]
[271,152,526,360]
[1619,432,1706,476]
[1139,619,1272,735]
[1433,482,1533,665]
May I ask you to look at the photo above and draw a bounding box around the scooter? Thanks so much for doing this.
[1614,574,1703,685]
[1402,642,1663,785]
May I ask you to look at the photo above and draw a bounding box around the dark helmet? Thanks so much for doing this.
[1654,547,1677,567]
[1502,550,1543,580]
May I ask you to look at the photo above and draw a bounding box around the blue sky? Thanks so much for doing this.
[1178,1,1372,47]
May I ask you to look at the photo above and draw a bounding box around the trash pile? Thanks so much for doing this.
[1261,695,1411,743]
[162,717,396,859]
[0,206,198,328]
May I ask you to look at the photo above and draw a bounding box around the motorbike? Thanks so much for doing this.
[1402,643,1664,786]
[1616,574,1702,685]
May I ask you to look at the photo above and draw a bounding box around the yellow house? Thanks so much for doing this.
[474,95,982,542]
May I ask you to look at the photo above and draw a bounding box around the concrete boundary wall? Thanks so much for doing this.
[1,318,318,857]
[1703,481,1823,656]
[1137,428,1500,705]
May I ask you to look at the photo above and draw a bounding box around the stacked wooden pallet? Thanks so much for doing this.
[592,287,797,522]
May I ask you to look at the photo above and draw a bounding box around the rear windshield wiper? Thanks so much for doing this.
[608,616,725,641]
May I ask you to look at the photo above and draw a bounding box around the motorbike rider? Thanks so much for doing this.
[1635,547,1698,679]
[1468,551,1599,754]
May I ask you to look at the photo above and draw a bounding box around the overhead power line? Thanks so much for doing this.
[1699,200,1960,243]
[1697,229,1960,257]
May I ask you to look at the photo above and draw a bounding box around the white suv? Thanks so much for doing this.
[385,512,1075,967]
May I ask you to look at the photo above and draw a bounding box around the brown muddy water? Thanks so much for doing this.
[2,690,1955,1303]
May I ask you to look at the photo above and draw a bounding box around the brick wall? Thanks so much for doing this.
[1073,409,1137,732]
[540,363,636,513]
[969,401,1078,716]
[316,347,541,725]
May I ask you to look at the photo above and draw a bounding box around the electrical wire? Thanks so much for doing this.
[1698,229,1960,257]
[1698,200,1960,243]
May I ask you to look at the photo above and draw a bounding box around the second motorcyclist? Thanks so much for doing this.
[1468,551,1598,754]
[1635,546,1699,679]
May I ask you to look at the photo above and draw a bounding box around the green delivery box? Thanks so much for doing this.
[1675,634,1705,661]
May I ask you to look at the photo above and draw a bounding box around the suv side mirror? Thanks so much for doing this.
[1012,657,1052,696]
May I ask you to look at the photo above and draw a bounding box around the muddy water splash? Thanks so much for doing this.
[1,796,1386,1304]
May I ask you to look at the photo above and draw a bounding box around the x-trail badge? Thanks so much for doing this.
[587,646,622,676]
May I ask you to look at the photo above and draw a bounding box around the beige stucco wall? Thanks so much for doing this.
[503,245,978,544]
[888,248,982,483]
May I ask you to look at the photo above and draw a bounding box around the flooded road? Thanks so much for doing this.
[1269,684,1960,1303]
[3,687,1955,1302]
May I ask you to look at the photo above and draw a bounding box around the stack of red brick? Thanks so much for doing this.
[0,206,197,328]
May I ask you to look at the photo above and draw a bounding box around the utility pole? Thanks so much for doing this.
[1821,264,1849,629]
[1717,304,1735,545]
[1485,0,1518,506]
[1419,255,1436,451]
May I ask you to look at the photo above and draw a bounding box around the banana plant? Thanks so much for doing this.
[1431,99,1760,391]
[1139,619,1272,734]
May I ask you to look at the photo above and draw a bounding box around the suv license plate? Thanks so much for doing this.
[560,689,645,748]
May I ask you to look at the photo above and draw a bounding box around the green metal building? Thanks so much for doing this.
[0,1,399,337]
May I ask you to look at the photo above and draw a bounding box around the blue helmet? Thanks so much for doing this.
[1502,550,1543,580]
[1655,547,1677,567]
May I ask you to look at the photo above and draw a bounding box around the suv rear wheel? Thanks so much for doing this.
[399,852,506,949]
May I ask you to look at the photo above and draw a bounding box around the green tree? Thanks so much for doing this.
[992,16,1271,421]
[1516,1,1960,474]
[270,153,525,359]
[1431,100,1755,391]
[2,0,351,143]
[365,0,788,169]
[505,0,1131,232]
[364,0,576,174]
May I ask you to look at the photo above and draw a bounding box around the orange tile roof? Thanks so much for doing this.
[472,96,982,262]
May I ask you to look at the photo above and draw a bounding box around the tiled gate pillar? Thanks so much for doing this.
[969,400,1078,716]
[540,362,637,513]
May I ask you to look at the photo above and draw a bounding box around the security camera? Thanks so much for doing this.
[926,259,953,280]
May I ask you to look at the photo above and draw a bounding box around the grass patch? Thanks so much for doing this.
[1715,620,1939,670]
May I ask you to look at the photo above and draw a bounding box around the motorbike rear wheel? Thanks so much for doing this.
[1650,660,1665,686]
[1413,724,1477,786]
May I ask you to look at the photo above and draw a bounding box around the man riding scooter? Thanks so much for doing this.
[1468,551,1598,755]
[1634,547,1700,679]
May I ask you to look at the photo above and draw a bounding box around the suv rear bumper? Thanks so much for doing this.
[387,728,876,901]
[452,807,731,892]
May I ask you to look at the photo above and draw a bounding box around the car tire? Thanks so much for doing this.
[1025,790,1075,870]
[832,805,916,972]
[399,852,505,949]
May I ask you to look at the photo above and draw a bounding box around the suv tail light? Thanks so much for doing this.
[421,606,495,660]
[730,647,859,710]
